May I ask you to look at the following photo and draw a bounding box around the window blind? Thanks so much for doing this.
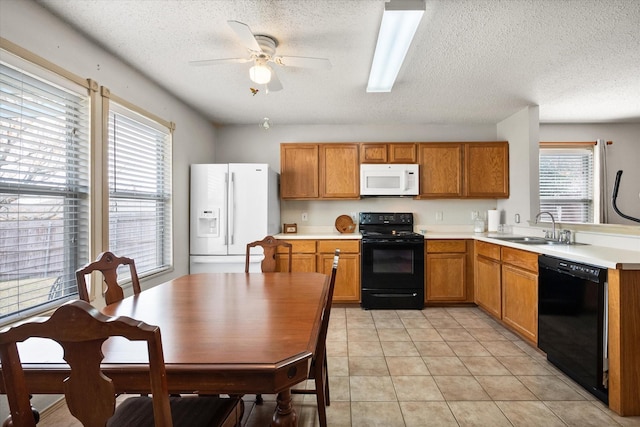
[0,62,90,324]
[539,147,594,223]
[108,104,172,278]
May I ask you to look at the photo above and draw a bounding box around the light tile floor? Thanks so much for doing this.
[36,306,640,427]
[239,306,640,427]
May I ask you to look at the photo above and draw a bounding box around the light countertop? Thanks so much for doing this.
[274,232,360,240]
[474,234,640,270]
[275,231,640,270]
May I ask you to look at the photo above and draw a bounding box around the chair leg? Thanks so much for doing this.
[314,375,328,427]
[323,355,330,406]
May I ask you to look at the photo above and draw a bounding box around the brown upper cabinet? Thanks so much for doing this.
[360,143,417,164]
[280,143,359,200]
[280,144,319,199]
[417,141,509,199]
[465,142,509,198]
[418,143,463,197]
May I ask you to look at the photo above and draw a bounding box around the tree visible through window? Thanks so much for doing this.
[0,62,90,324]
[539,145,594,223]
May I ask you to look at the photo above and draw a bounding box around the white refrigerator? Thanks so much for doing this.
[189,163,280,273]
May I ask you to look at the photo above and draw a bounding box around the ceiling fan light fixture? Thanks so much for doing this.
[367,0,425,93]
[249,63,272,84]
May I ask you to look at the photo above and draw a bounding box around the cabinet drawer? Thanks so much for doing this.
[475,241,501,260]
[317,239,359,253]
[427,239,466,253]
[502,247,538,273]
[277,239,316,253]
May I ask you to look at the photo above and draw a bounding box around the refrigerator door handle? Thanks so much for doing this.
[229,172,235,245]
[224,172,229,246]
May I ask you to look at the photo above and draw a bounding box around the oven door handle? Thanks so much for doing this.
[370,293,419,298]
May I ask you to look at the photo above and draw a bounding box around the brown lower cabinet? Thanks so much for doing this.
[276,239,360,302]
[474,241,502,318]
[276,239,317,272]
[425,239,474,303]
[474,241,538,344]
[501,247,538,343]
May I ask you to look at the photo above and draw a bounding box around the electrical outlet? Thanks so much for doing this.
[350,212,358,221]
[471,210,478,220]
[301,212,308,221]
[436,211,443,221]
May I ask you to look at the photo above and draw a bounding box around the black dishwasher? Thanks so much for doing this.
[538,255,608,403]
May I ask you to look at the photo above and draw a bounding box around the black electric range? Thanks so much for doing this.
[359,212,424,310]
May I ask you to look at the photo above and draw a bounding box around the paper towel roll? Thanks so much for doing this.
[487,209,500,232]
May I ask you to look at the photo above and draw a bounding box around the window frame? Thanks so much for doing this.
[539,141,597,224]
[101,87,174,283]
[0,44,95,325]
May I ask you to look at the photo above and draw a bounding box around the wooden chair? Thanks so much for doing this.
[246,236,293,405]
[76,251,142,305]
[245,235,292,273]
[0,300,243,427]
[291,248,340,427]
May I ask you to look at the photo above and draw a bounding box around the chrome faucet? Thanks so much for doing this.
[535,211,557,240]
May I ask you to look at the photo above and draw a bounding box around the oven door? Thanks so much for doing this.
[360,239,424,309]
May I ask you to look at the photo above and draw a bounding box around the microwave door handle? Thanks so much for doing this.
[402,170,408,191]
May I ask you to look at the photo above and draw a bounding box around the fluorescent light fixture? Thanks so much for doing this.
[249,63,272,84]
[367,0,425,92]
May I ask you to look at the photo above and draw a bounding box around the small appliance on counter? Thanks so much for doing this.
[359,212,424,309]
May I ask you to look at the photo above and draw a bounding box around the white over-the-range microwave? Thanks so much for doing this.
[360,164,419,196]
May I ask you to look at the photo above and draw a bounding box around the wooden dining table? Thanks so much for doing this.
[0,272,330,427]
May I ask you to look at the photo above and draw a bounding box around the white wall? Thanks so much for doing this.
[496,106,540,226]
[0,0,217,285]
[540,123,640,226]
[215,123,501,229]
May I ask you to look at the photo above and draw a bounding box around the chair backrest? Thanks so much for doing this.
[0,300,173,427]
[245,236,292,273]
[76,251,141,305]
[314,249,340,364]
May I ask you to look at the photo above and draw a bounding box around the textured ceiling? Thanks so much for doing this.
[36,0,640,126]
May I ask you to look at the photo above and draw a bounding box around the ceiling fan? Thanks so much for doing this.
[190,20,332,92]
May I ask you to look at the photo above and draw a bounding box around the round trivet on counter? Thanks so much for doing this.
[335,215,355,233]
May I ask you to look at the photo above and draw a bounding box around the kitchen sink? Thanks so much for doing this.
[493,236,588,246]
[494,236,547,244]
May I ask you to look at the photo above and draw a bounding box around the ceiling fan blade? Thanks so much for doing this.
[275,56,332,70]
[227,20,262,52]
[266,66,283,92]
[189,57,251,66]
